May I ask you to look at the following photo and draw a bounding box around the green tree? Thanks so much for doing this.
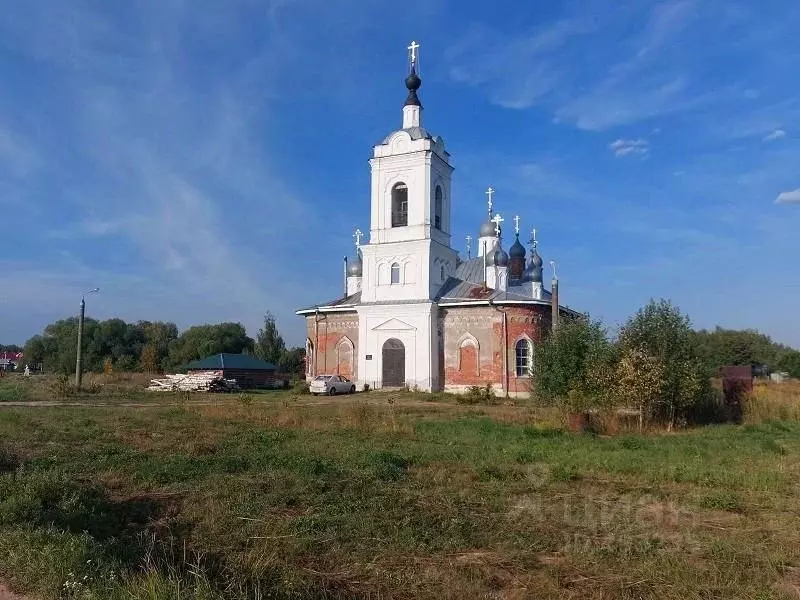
[140,344,160,373]
[693,327,780,372]
[23,317,92,374]
[167,323,254,369]
[85,318,146,372]
[138,321,179,370]
[254,312,286,365]
[534,317,614,409]
[278,346,306,375]
[22,335,49,368]
[776,349,800,378]
[619,299,710,427]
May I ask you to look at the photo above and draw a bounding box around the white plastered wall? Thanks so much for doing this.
[355,302,438,391]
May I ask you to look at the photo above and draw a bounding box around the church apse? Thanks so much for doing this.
[305,314,359,378]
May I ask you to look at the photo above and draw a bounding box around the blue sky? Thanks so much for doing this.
[1,0,799,347]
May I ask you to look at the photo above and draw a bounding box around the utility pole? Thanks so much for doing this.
[75,297,85,389]
[75,288,99,390]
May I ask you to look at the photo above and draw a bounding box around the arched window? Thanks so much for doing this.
[434,186,443,230]
[391,183,408,227]
[515,339,532,377]
[390,262,401,284]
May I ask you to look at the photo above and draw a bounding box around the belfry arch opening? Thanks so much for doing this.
[391,183,408,227]
[434,185,443,230]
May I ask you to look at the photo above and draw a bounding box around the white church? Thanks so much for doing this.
[297,42,577,395]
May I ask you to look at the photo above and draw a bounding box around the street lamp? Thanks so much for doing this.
[75,288,100,389]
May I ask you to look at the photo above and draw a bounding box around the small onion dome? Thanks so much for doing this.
[524,248,543,282]
[531,246,543,267]
[404,66,422,107]
[347,253,363,277]
[493,244,509,267]
[479,220,498,238]
[509,234,526,258]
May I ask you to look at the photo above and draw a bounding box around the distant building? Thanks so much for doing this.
[770,371,790,384]
[185,353,278,389]
[0,351,22,372]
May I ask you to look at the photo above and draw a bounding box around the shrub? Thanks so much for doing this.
[236,393,254,405]
[614,345,665,430]
[291,380,311,395]
[460,383,495,405]
[534,317,615,411]
[50,375,74,399]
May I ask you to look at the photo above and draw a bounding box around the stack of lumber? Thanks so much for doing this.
[147,372,238,392]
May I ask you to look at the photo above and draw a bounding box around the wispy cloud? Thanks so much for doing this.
[446,0,710,129]
[446,0,799,134]
[609,138,650,157]
[763,128,787,142]
[445,17,593,110]
[776,189,800,204]
[0,2,341,342]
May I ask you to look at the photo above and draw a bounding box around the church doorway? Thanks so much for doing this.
[382,338,405,387]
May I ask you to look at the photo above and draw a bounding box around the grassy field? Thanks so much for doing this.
[1,379,800,599]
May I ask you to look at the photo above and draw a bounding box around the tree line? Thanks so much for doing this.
[535,299,800,429]
[16,313,304,375]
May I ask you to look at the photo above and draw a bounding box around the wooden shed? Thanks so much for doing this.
[185,353,278,389]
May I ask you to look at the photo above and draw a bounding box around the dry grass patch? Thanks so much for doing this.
[746,381,800,423]
[1,398,800,599]
[192,399,417,435]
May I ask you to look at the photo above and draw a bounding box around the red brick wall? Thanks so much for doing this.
[502,307,548,395]
[305,313,359,379]
[441,304,550,395]
[441,306,498,386]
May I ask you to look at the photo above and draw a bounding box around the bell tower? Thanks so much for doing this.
[360,41,458,303]
[354,41,456,392]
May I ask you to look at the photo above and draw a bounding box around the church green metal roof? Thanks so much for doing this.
[185,353,277,371]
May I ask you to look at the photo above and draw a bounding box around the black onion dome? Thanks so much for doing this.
[347,252,363,277]
[531,247,543,267]
[493,244,509,267]
[525,248,543,282]
[405,66,421,91]
[509,234,526,258]
[404,66,422,107]
[479,220,498,237]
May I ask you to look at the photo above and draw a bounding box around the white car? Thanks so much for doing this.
[309,375,356,396]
